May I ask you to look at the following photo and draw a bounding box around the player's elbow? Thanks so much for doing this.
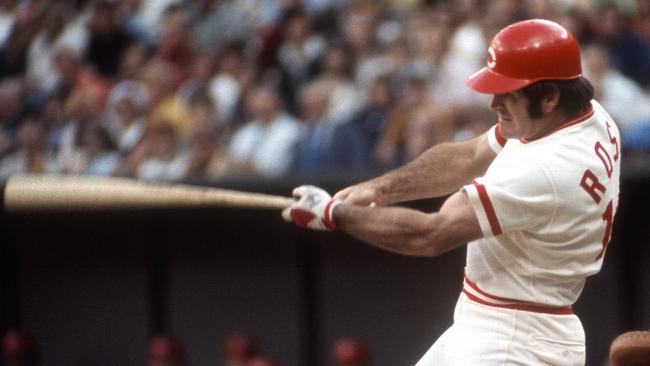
[415,195,482,257]
[407,228,457,257]
[408,217,469,257]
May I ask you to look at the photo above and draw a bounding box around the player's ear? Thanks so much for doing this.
[541,87,560,114]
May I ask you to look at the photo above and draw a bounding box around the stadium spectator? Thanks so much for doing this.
[582,42,650,135]
[292,79,337,175]
[343,1,383,89]
[429,0,487,113]
[0,0,19,48]
[315,41,364,125]
[450,105,493,142]
[50,48,109,111]
[26,4,88,94]
[105,80,149,154]
[84,1,135,79]
[186,88,221,135]
[588,3,650,87]
[327,74,395,173]
[155,4,194,85]
[0,0,648,183]
[228,83,302,177]
[374,76,450,169]
[134,122,189,182]
[189,0,252,52]
[0,119,59,180]
[276,7,326,114]
[183,126,231,181]
[79,123,120,176]
[56,89,102,174]
[116,42,150,81]
[39,95,67,155]
[181,89,232,180]
[208,42,247,126]
[133,0,179,44]
[177,51,216,106]
[0,2,38,79]
[141,59,192,142]
[115,0,156,47]
[630,0,650,44]
[0,78,28,156]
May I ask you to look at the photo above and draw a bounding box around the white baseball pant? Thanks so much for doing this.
[415,292,586,365]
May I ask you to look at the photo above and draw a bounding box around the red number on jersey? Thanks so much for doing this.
[596,200,614,260]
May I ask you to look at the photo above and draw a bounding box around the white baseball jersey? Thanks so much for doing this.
[462,100,621,308]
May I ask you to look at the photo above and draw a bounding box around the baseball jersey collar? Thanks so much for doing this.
[520,106,595,144]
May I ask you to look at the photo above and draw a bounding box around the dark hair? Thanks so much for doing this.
[520,77,594,118]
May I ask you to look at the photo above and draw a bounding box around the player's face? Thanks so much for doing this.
[489,91,536,139]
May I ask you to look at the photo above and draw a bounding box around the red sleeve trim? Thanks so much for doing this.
[494,124,507,147]
[472,180,502,236]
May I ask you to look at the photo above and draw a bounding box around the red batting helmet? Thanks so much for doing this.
[466,19,582,94]
[149,335,184,362]
[2,329,36,360]
[225,333,258,361]
[331,337,369,365]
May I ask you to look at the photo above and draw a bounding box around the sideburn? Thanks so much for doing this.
[526,101,544,119]
[522,82,560,119]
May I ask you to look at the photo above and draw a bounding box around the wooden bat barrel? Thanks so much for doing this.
[2,175,294,212]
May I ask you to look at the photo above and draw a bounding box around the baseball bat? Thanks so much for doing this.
[3,175,295,212]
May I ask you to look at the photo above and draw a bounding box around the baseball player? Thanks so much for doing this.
[283,19,621,365]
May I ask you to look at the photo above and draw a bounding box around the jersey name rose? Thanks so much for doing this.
[579,120,619,260]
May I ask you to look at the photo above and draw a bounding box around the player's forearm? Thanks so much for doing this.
[333,204,457,257]
[371,140,487,204]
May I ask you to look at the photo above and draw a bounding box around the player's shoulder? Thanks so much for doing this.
[486,142,553,187]
[591,99,611,120]
[590,99,621,134]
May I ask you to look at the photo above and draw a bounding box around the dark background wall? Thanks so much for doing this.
[1,176,649,366]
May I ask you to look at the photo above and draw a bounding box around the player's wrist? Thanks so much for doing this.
[323,199,342,230]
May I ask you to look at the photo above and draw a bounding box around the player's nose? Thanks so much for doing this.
[489,94,506,112]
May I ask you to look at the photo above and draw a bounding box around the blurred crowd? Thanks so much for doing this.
[1,329,370,366]
[1,0,650,182]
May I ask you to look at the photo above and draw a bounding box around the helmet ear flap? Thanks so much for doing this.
[466,19,582,94]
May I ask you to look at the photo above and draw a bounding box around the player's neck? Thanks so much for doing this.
[525,110,568,141]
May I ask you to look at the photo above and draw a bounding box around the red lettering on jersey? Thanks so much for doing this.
[580,169,606,204]
[594,141,613,178]
[596,200,614,260]
[605,121,619,162]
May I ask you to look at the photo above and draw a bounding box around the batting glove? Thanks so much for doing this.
[282,185,342,231]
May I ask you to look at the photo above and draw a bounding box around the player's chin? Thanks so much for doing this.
[497,121,517,138]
